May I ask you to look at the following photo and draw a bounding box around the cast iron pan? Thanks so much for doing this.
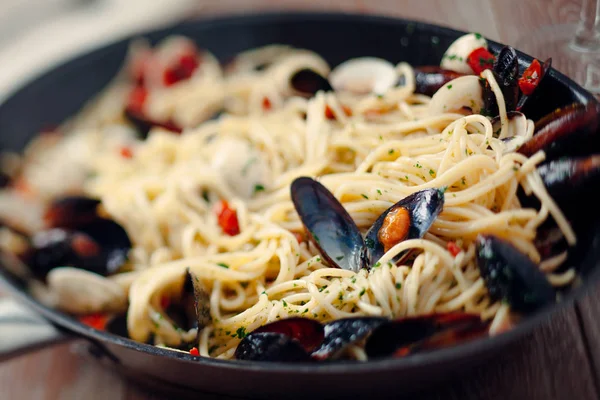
[0,12,598,400]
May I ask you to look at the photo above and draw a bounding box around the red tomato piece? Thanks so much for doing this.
[466,47,496,75]
[518,59,542,96]
[189,347,200,356]
[119,146,133,159]
[79,313,108,330]
[126,86,148,114]
[447,241,462,257]
[163,53,200,86]
[262,97,272,111]
[215,200,240,236]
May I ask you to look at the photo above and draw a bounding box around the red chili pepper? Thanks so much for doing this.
[518,59,542,96]
[293,232,304,244]
[79,313,108,330]
[189,347,200,356]
[160,296,170,309]
[126,86,148,114]
[129,50,153,86]
[447,241,462,257]
[163,53,200,86]
[325,105,352,120]
[466,47,496,75]
[119,146,133,159]
[214,200,240,236]
[262,97,272,111]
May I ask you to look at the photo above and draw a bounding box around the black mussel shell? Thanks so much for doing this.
[537,155,600,206]
[234,332,312,362]
[125,108,183,139]
[187,269,212,331]
[481,46,519,117]
[518,102,600,161]
[413,66,465,97]
[290,69,333,97]
[475,235,555,313]
[0,171,10,188]
[77,218,131,275]
[365,313,484,359]
[105,314,129,337]
[291,177,366,273]
[362,188,444,267]
[43,196,101,229]
[311,317,387,360]
[252,317,325,353]
[25,228,80,279]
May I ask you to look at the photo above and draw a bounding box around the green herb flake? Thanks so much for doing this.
[513,166,519,172]
[282,300,288,307]
[429,169,435,177]
[361,194,369,199]
[208,345,219,354]
[474,32,482,39]
[338,292,344,301]
[377,189,382,195]
[201,189,210,202]
[395,283,402,289]
[359,288,366,297]
[415,162,422,169]
[374,261,381,268]
[253,184,265,193]
[336,255,345,261]
[461,177,466,185]
[319,286,326,292]
[388,149,395,155]
[234,327,247,339]
[217,262,229,269]
[447,84,453,90]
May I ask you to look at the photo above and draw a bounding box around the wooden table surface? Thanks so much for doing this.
[2,0,600,399]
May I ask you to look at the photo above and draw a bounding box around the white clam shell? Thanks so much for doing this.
[441,33,488,74]
[329,57,397,95]
[427,75,483,116]
[47,267,127,315]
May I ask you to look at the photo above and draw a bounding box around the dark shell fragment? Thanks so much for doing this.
[537,154,600,206]
[517,102,600,160]
[311,317,387,360]
[187,269,211,332]
[364,313,485,359]
[290,68,333,97]
[291,177,366,272]
[362,188,444,267]
[125,109,183,139]
[475,235,555,313]
[413,66,465,97]
[234,332,312,362]
[252,317,325,353]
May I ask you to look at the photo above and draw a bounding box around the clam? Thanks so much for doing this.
[427,75,484,115]
[362,188,445,266]
[475,235,555,313]
[329,57,397,95]
[440,33,489,74]
[47,267,127,314]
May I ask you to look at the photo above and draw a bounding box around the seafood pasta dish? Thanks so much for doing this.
[0,32,598,363]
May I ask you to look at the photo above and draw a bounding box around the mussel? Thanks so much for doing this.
[290,177,366,272]
[475,235,555,313]
[22,195,132,279]
[361,188,445,266]
[480,46,519,116]
[517,102,600,161]
[234,312,487,362]
[537,154,600,205]
[414,66,465,97]
[290,68,333,98]
[290,178,445,271]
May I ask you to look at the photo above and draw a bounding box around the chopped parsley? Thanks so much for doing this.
[201,189,210,202]
[336,255,345,261]
[474,32,482,39]
[388,149,395,155]
[359,288,366,297]
[461,177,466,185]
[234,327,247,339]
[415,162,422,168]
[282,300,288,307]
[217,262,229,269]
[429,169,435,177]
[374,261,381,268]
[513,166,519,172]
[377,189,382,195]
[396,283,402,289]
[253,184,265,193]
[361,194,369,199]
[447,84,453,89]
[319,286,326,292]
[338,291,344,301]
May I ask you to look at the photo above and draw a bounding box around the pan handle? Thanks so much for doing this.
[0,296,73,361]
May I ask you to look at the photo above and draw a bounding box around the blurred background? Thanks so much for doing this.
[0,0,593,103]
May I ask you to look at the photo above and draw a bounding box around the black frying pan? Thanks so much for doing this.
[0,12,599,400]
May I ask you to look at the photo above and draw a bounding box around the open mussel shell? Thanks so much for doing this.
[329,57,397,95]
[475,235,555,313]
[311,317,387,360]
[517,102,600,160]
[187,269,211,332]
[252,317,325,353]
[43,196,101,229]
[234,332,313,362]
[362,188,444,268]
[289,68,333,97]
[414,66,465,97]
[365,313,487,359]
[516,58,552,111]
[290,177,366,273]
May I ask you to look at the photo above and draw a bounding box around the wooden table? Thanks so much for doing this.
[2,0,600,399]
